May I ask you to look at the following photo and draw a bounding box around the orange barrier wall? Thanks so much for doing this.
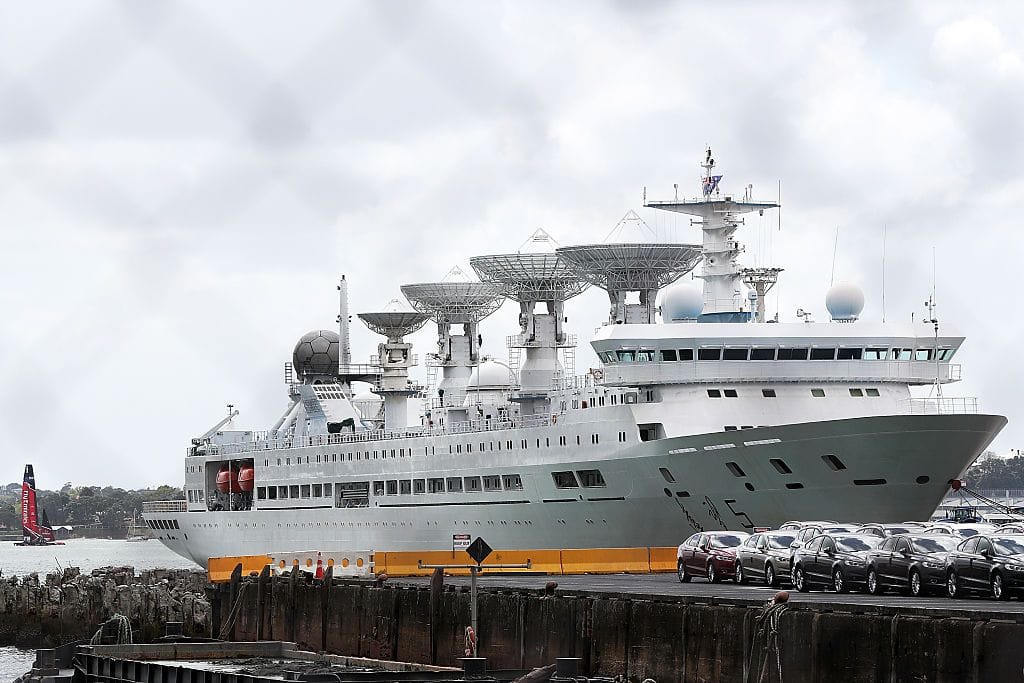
[211,546,679,581]
[208,554,272,583]
[560,547,650,574]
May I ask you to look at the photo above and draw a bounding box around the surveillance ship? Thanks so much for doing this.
[145,150,1006,570]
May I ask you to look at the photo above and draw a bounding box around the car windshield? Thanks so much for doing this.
[836,536,879,552]
[825,526,858,533]
[911,537,959,553]
[885,526,914,535]
[768,535,797,549]
[993,538,1024,556]
[710,534,745,549]
[955,528,980,537]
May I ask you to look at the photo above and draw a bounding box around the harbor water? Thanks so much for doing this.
[0,537,196,578]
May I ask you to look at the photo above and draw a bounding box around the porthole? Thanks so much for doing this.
[659,467,676,483]
[744,482,755,491]
[822,454,847,471]
[785,483,805,490]
[916,475,930,484]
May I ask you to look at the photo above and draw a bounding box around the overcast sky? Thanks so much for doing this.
[1,1,1022,489]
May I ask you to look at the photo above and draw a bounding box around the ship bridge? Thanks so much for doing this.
[590,322,964,386]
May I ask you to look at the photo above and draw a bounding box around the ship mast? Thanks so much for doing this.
[645,148,780,322]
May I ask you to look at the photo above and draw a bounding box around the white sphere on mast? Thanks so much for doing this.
[825,282,865,322]
[660,283,704,322]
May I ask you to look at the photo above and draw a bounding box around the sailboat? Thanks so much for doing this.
[14,464,65,546]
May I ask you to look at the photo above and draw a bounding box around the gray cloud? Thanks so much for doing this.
[0,0,1021,488]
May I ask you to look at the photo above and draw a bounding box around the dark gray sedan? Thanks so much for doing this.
[865,534,959,597]
[735,531,797,587]
[792,533,882,593]
[946,534,1024,600]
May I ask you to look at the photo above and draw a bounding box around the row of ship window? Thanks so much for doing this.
[263,432,614,468]
[252,469,607,504]
[602,346,955,363]
[706,387,881,398]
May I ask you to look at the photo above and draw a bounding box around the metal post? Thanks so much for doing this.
[470,565,478,640]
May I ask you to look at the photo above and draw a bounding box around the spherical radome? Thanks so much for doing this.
[825,282,865,321]
[292,329,340,377]
[660,283,703,322]
[470,359,512,387]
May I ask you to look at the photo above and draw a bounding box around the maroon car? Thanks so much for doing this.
[677,531,750,583]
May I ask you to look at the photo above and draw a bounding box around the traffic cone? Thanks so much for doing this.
[315,552,324,580]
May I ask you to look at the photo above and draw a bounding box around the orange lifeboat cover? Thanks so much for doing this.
[215,466,241,494]
[237,465,255,492]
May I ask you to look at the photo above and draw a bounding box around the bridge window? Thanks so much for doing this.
[810,348,836,360]
[890,348,912,360]
[483,475,502,491]
[698,348,722,361]
[552,471,579,488]
[866,388,880,396]
[723,389,738,398]
[849,388,864,397]
[616,350,636,362]
[762,389,777,398]
[811,388,826,397]
[915,349,933,361]
[678,349,694,361]
[863,347,886,360]
[660,349,678,361]
[637,350,655,362]
[751,348,775,360]
[837,348,863,360]
[707,389,722,398]
[723,348,748,360]
[777,348,808,360]
[938,348,955,361]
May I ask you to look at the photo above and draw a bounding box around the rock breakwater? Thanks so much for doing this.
[0,566,211,647]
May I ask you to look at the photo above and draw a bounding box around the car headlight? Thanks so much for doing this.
[846,560,865,567]
[922,561,944,569]
[1006,564,1024,572]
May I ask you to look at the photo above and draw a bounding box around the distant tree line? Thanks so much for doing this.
[0,484,182,531]
[966,456,1024,490]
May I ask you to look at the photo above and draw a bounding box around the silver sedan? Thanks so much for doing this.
[735,531,798,587]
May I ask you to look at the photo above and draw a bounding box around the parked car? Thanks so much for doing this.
[735,531,797,586]
[945,534,1024,600]
[791,533,882,593]
[855,524,888,539]
[778,520,835,531]
[677,531,749,583]
[995,524,1024,535]
[924,523,997,538]
[865,534,959,597]
[873,524,925,536]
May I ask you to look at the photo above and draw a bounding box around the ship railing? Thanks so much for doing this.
[506,333,578,348]
[142,500,187,513]
[208,413,559,457]
[903,396,978,415]
[553,373,604,391]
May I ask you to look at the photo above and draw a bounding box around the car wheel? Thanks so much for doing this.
[833,567,847,594]
[765,563,777,587]
[735,562,746,584]
[946,571,960,599]
[707,562,718,583]
[794,566,809,593]
[677,560,690,583]
[867,568,881,595]
[909,569,925,598]
[992,572,1008,601]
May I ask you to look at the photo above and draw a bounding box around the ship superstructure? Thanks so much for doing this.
[145,150,1006,570]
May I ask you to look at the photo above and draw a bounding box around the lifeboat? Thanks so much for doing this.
[237,462,255,493]
[215,465,241,493]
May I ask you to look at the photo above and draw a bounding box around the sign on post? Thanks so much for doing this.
[453,533,471,552]
[466,537,493,565]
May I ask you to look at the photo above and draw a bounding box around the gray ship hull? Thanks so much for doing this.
[150,413,1005,568]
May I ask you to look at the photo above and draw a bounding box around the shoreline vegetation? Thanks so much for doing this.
[0,483,180,538]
